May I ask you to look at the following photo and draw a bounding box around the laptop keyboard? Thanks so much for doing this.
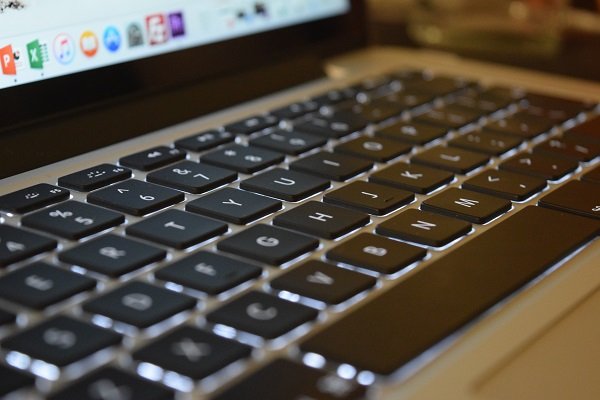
[0,69,599,399]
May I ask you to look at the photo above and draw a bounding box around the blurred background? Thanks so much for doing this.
[367,0,600,81]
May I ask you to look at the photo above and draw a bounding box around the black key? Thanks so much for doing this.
[21,201,124,240]
[422,188,512,224]
[324,181,413,215]
[369,162,454,194]
[201,144,285,174]
[224,115,279,135]
[213,358,365,400]
[351,75,395,94]
[301,206,600,375]
[405,76,471,96]
[155,251,261,295]
[290,151,372,181]
[346,97,407,123]
[376,120,448,145]
[271,260,375,304]
[119,146,186,171]
[249,129,326,155]
[49,368,173,400]
[146,161,237,194]
[270,101,319,120]
[539,180,600,219]
[0,308,16,326]
[453,90,513,114]
[87,180,184,216]
[486,112,554,139]
[127,210,227,249]
[412,146,489,174]
[0,183,69,214]
[295,112,368,139]
[240,168,329,202]
[377,208,472,247]
[462,170,546,201]
[186,187,281,224]
[207,291,318,339]
[2,316,120,367]
[58,164,131,192]
[583,164,600,184]
[524,92,591,121]
[415,105,482,130]
[335,136,412,162]
[174,130,234,152]
[217,224,318,265]
[0,225,56,267]
[0,365,34,397]
[500,152,578,181]
[564,115,600,145]
[327,233,426,274]
[133,326,251,380]
[273,201,369,239]
[534,137,600,162]
[311,87,357,106]
[0,262,96,309]
[59,234,166,277]
[83,281,196,328]
[449,130,522,156]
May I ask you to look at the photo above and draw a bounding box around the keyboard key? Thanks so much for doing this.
[327,233,426,274]
[146,161,237,194]
[207,291,318,339]
[0,262,96,309]
[422,188,511,224]
[119,146,186,171]
[217,224,318,265]
[335,136,412,162]
[126,210,227,249]
[186,187,281,224]
[133,326,251,380]
[249,129,326,155]
[500,152,578,181]
[21,201,124,240]
[406,75,472,96]
[0,308,16,326]
[270,101,320,120]
[0,183,69,214]
[301,206,599,375]
[539,180,600,219]
[563,115,600,145]
[415,105,482,130]
[412,146,489,174]
[311,87,357,106]
[87,180,184,216]
[449,130,522,156]
[273,201,369,239]
[271,260,375,305]
[0,365,34,397]
[58,164,131,192]
[369,162,454,194]
[240,168,329,202]
[377,208,472,247]
[486,112,554,139]
[524,93,592,121]
[290,151,372,181]
[2,316,120,367]
[462,170,546,201]
[201,144,285,174]
[224,115,279,135]
[324,181,413,215]
[83,281,196,328]
[0,225,56,267]
[346,96,409,123]
[174,130,234,152]
[295,112,368,139]
[376,121,448,145]
[582,164,600,184]
[155,251,261,295]
[59,234,166,277]
[48,367,173,400]
[534,137,600,162]
[453,90,513,114]
[213,358,365,400]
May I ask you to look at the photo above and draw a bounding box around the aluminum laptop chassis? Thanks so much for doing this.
[1,47,599,399]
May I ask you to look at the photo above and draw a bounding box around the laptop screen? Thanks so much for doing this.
[0,0,350,90]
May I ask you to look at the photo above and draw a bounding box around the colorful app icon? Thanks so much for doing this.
[168,12,186,38]
[27,40,49,69]
[0,45,17,75]
[103,26,121,52]
[80,30,99,57]
[146,14,169,45]
[53,33,76,65]
[127,23,144,47]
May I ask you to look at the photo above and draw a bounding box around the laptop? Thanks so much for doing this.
[1,1,599,399]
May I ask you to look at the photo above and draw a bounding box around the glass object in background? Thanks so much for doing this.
[407,0,567,56]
